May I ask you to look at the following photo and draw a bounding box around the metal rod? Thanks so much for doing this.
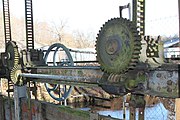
[31,66,101,70]
[42,48,96,54]
[19,73,100,87]
[46,60,98,65]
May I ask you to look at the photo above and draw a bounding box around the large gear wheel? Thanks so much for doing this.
[96,18,141,73]
[5,41,20,70]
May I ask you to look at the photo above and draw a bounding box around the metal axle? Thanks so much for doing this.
[19,73,100,87]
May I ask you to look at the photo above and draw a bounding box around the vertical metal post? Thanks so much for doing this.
[128,3,132,21]
[138,108,145,120]
[132,0,137,23]
[177,0,180,117]
[123,95,127,120]
[179,0,180,38]
[130,107,136,120]
[7,80,12,120]
[14,85,27,120]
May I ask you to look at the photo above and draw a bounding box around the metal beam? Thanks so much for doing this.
[20,73,100,87]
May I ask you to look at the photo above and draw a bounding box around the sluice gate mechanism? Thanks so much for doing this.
[0,0,179,120]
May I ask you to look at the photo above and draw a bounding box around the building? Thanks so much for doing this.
[163,38,180,59]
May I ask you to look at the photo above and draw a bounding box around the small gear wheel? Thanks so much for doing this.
[5,41,20,70]
[10,65,23,85]
[96,18,141,73]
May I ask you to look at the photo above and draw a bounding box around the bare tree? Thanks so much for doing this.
[50,19,68,43]
[34,21,55,45]
[73,30,95,48]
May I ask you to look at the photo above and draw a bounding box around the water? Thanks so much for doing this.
[72,102,169,120]
[98,103,168,120]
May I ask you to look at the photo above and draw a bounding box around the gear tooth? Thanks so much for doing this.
[133,50,141,55]
[130,58,139,63]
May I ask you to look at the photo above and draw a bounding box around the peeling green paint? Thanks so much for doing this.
[77,70,83,76]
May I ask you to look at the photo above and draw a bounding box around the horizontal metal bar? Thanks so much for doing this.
[30,66,103,82]
[48,60,98,64]
[30,66,101,70]
[19,73,100,87]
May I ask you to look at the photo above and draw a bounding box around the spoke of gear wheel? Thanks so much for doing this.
[96,18,141,74]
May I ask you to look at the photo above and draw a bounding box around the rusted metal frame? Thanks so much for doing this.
[131,69,179,98]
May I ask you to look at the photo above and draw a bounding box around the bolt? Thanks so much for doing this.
[167,80,172,85]
[167,87,172,93]
[156,73,162,78]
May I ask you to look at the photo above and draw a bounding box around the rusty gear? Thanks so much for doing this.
[96,18,141,73]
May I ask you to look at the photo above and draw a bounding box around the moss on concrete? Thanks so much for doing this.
[58,105,90,119]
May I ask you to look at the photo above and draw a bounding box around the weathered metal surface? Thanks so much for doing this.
[34,66,102,77]
[129,64,179,98]
[146,70,179,98]
[22,64,180,98]
[99,64,179,98]
[96,18,141,73]
[27,66,103,87]
[20,73,100,87]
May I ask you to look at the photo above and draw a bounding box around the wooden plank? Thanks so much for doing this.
[0,95,5,120]
[1,94,120,120]
[20,99,120,120]
[176,98,180,120]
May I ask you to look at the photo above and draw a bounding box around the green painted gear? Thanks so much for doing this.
[6,41,20,70]
[96,18,141,73]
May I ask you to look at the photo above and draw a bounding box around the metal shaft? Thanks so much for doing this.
[19,73,100,87]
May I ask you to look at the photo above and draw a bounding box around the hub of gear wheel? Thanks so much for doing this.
[96,18,142,73]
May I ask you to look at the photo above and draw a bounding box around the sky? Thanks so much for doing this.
[0,0,179,37]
